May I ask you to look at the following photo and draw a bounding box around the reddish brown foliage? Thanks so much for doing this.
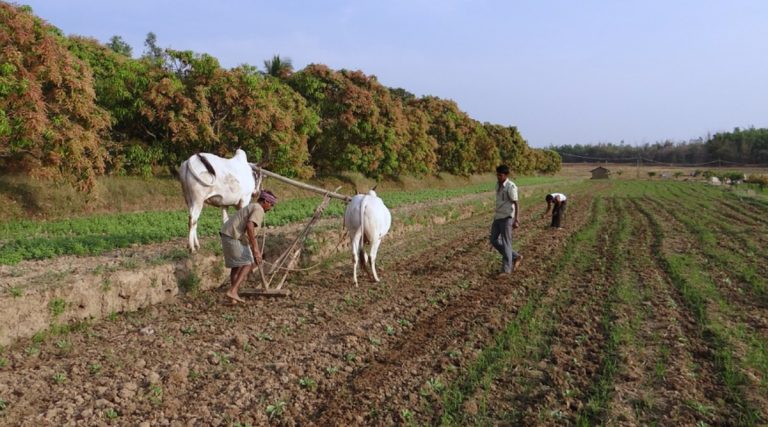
[0,3,109,190]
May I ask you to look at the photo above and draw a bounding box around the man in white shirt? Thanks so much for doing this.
[543,193,567,229]
[491,165,522,274]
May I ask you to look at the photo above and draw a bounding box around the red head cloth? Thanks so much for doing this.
[259,190,277,205]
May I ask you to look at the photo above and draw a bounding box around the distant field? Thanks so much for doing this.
[561,162,768,180]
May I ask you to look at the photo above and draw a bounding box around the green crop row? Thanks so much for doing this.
[441,198,605,425]
[635,197,764,424]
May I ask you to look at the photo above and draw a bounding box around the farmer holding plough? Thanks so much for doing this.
[219,190,277,304]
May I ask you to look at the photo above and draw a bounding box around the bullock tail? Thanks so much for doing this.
[358,194,369,265]
[197,153,216,177]
[187,153,217,186]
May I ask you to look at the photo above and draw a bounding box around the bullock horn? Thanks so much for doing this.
[372,185,377,191]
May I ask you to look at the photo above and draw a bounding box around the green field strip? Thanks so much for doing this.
[0,184,491,265]
[609,196,732,424]
[439,196,609,425]
[0,176,576,265]
[575,197,631,426]
[635,199,766,425]
[646,193,767,301]
[664,178,768,220]
[664,181,768,230]
[717,197,768,227]
[619,181,767,297]
[656,186,768,261]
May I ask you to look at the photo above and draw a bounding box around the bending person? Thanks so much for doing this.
[543,193,567,229]
[219,190,277,303]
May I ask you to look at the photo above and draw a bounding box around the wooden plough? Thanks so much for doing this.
[239,164,350,297]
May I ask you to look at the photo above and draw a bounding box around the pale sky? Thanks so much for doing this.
[18,0,768,147]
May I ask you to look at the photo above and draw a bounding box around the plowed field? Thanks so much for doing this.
[1,180,767,426]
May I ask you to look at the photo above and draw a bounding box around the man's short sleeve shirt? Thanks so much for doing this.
[495,179,518,219]
[220,203,265,242]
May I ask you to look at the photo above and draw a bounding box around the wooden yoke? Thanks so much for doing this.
[249,163,352,202]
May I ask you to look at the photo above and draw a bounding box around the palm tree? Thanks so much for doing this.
[264,55,293,78]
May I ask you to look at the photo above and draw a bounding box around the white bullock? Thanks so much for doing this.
[344,188,392,286]
[179,149,257,251]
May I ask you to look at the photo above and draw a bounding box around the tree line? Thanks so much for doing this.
[0,3,560,191]
[551,127,768,165]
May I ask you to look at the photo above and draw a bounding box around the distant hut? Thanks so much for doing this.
[590,166,610,179]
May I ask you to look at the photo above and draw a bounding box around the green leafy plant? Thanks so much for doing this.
[148,384,163,405]
[48,298,67,317]
[266,400,286,419]
[255,332,273,341]
[89,362,102,375]
[427,377,445,393]
[299,377,317,391]
[213,352,231,366]
[105,408,119,419]
[52,372,67,384]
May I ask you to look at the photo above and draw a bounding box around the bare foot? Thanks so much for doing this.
[513,255,524,270]
[226,292,246,304]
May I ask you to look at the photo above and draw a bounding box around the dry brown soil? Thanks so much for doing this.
[0,182,765,426]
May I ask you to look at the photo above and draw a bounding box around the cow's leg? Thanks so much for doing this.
[222,207,229,223]
[369,237,383,282]
[361,247,374,280]
[351,232,361,287]
[188,201,204,252]
[360,230,374,280]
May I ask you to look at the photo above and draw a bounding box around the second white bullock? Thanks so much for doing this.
[344,188,392,286]
[179,149,257,251]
